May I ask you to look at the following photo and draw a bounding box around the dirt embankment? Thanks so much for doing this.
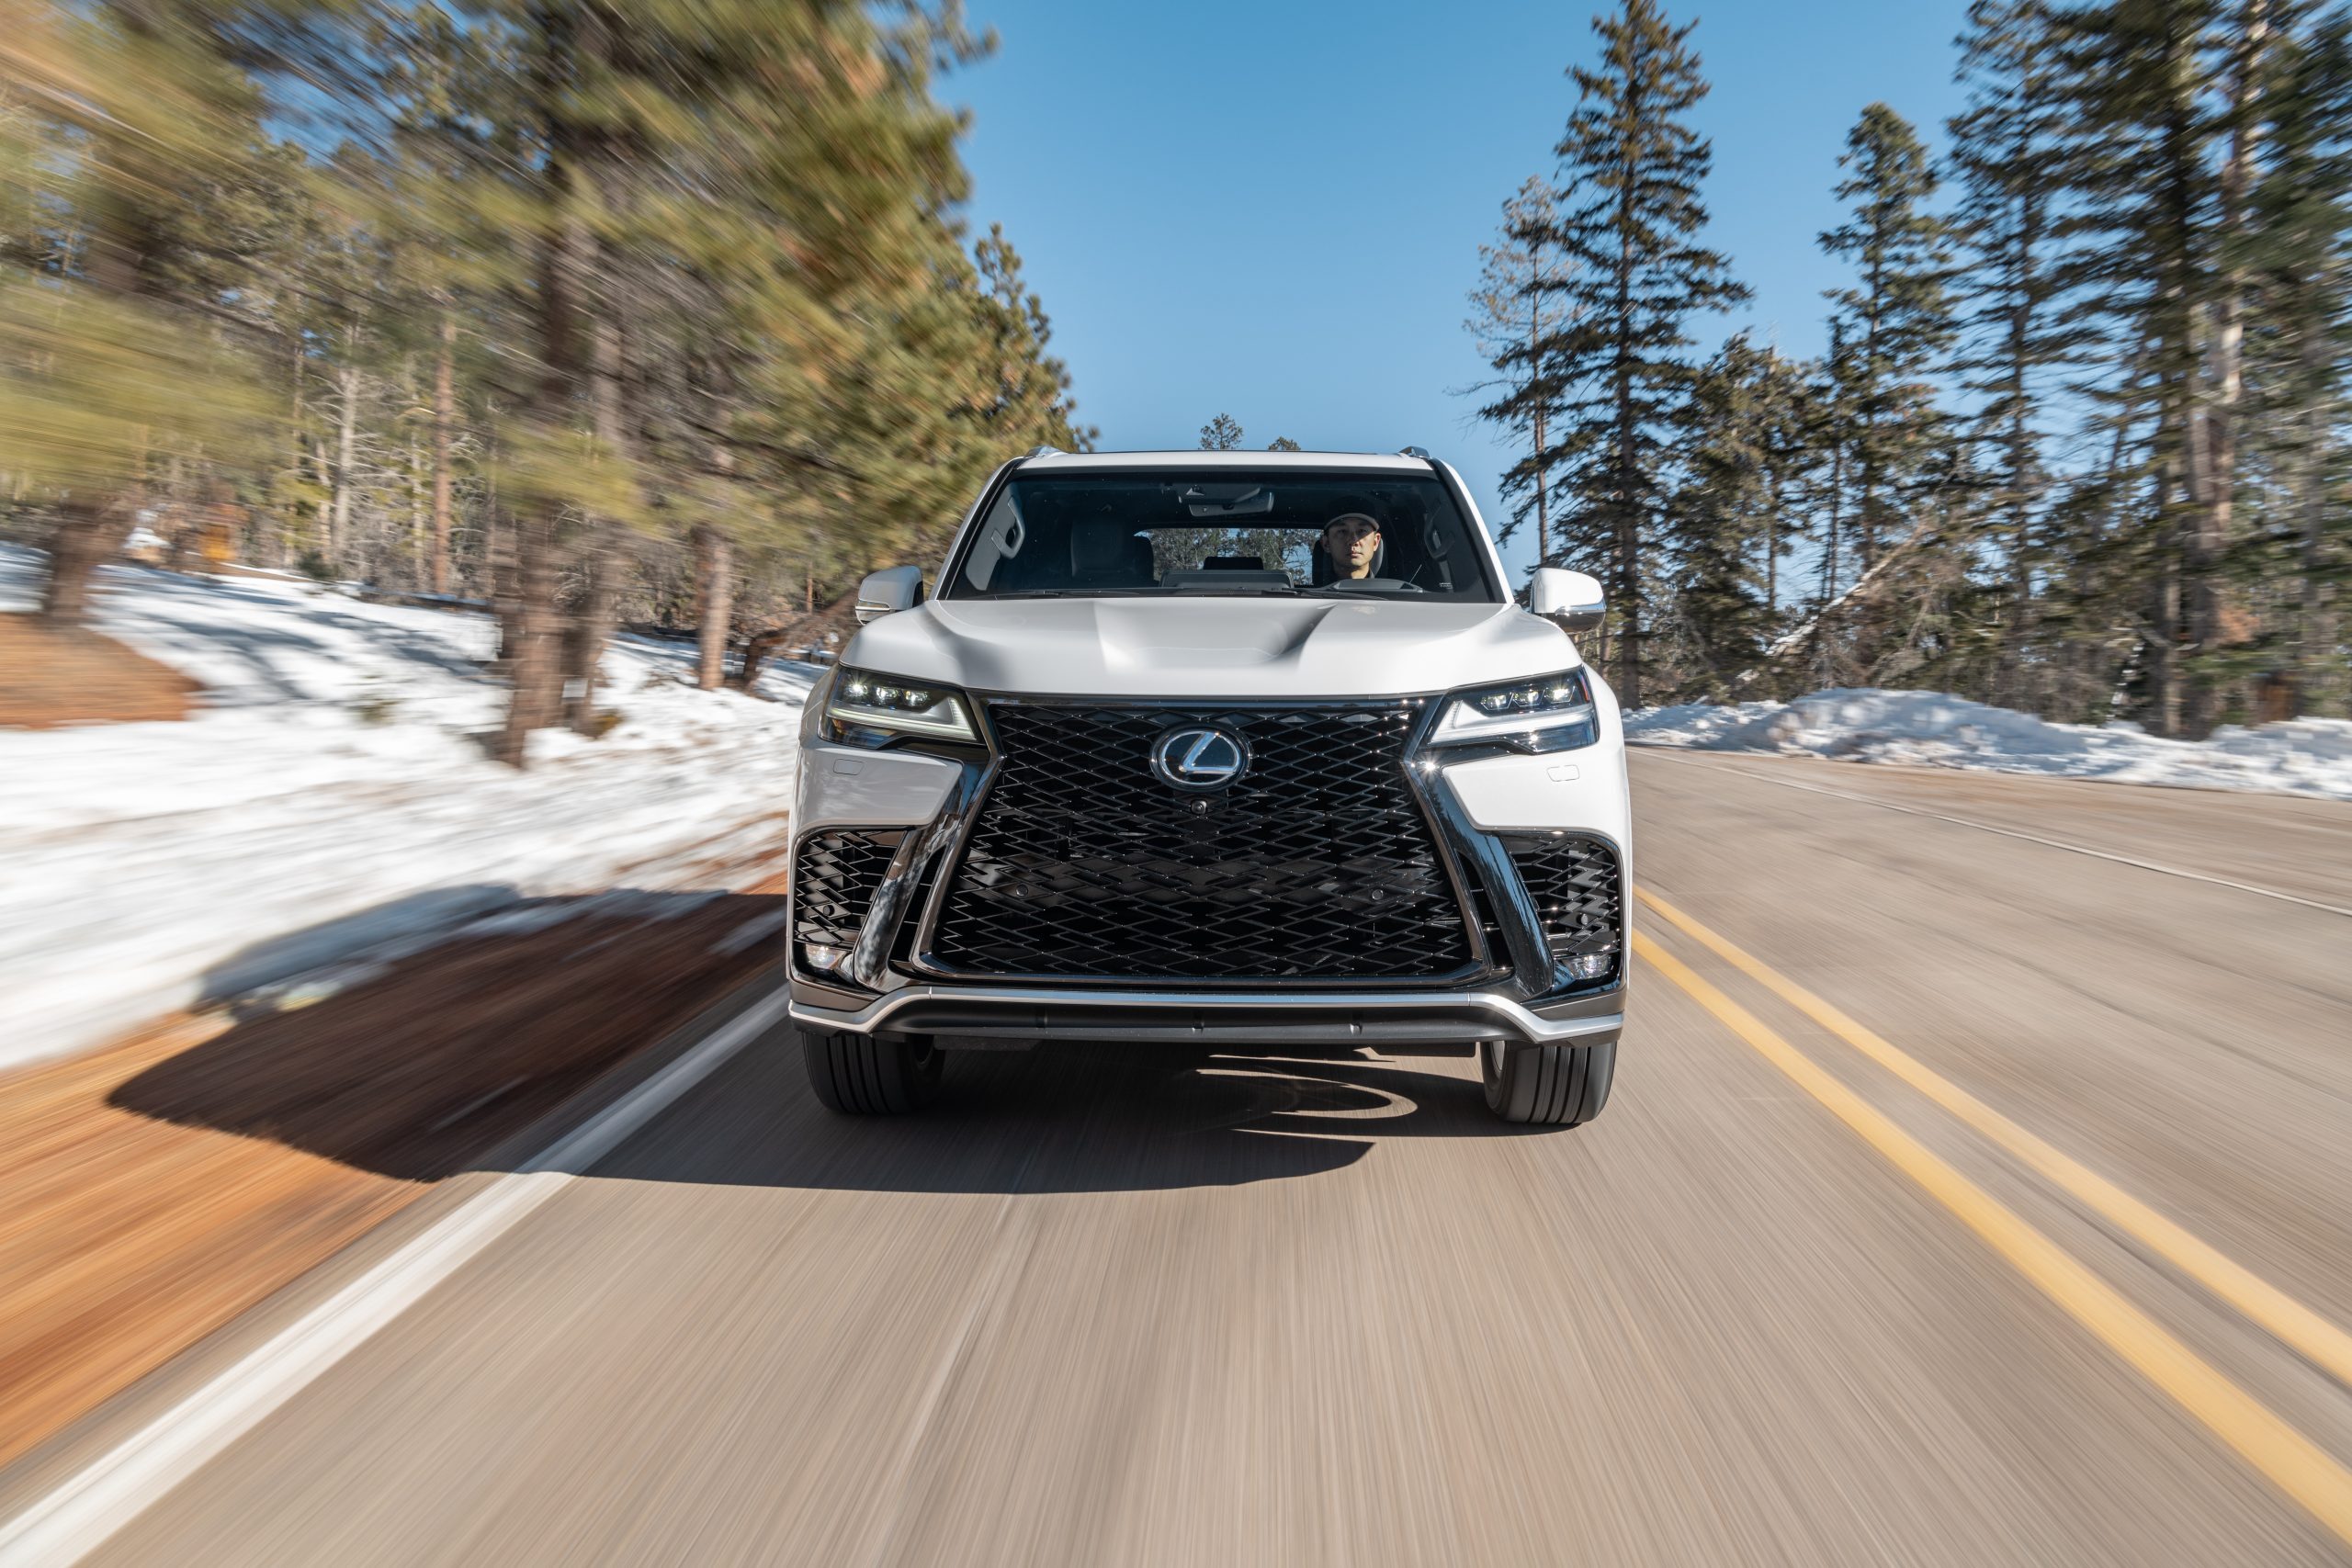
[0,866,793,1470]
[0,614,200,728]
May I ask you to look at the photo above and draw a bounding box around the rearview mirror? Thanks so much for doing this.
[1528,568,1605,633]
[854,565,925,625]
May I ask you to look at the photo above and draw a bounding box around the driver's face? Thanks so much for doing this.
[1324,518,1382,579]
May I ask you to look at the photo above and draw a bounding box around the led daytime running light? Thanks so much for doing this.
[1427,670,1597,752]
[824,666,978,743]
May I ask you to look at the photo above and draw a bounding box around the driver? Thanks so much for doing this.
[1321,512,1383,581]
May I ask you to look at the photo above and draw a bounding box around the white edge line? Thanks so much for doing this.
[0,982,794,1568]
[1642,749,2352,919]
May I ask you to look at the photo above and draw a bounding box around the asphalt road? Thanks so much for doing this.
[20,751,2352,1564]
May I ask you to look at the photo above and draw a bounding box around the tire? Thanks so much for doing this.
[801,1028,942,1115]
[1480,1037,1614,1126]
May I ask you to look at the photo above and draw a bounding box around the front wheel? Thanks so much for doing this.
[801,1028,941,1114]
[1481,1037,1614,1126]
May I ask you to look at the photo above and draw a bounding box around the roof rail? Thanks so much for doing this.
[1398,446,1432,460]
[1023,445,1064,459]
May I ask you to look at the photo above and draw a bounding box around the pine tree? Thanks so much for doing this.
[1531,0,1747,705]
[1819,105,1956,587]
[968,224,1094,454]
[1950,0,2094,708]
[1198,412,1245,450]
[1265,436,1302,451]
[1667,334,1809,693]
[2055,0,2229,735]
[1465,176,1575,565]
[2243,3,2352,715]
[0,1,346,625]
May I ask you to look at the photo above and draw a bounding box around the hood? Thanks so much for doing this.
[843,595,1579,699]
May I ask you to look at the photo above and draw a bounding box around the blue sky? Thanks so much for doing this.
[947,0,1974,580]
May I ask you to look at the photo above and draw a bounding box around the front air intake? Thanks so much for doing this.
[791,829,904,953]
[1498,832,1623,972]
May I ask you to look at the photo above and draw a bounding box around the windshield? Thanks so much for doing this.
[942,469,1500,603]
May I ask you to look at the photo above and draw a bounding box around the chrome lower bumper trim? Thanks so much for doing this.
[787,981,1623,1048]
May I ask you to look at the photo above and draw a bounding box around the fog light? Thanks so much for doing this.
[802,942,847,973]
[1564,952,1613,981]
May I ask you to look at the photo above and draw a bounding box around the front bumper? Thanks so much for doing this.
[787,975,1623,1049]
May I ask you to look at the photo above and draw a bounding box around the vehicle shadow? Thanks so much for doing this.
[107,887,795,1184]
[585,1035,1556,1197]
[107,885,1550,1197]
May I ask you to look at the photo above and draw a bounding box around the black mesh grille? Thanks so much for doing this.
[1500,834,1622,958]
[931,704,1474,981]
[792,830,903,949]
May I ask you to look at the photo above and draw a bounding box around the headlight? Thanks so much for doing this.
[822,666,978,746]
[1425,670,1598,754]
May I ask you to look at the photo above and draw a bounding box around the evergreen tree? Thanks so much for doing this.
[1265,436,1303,451]
[2245,6,2352,714]
[1950,0,2093,707]
[1531,0,1747,705]
[2053,0,2230,735]
[1818,104,1956,589]
[1465,176,1575,565]
[1198,412,1245,450]
[0,0,352,626]
[1665,333,1809,693]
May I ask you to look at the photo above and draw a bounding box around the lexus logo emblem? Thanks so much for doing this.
[1150,726,1250,791]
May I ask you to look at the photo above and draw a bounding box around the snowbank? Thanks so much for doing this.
[1,546,818,1069]
[1625,687,2352,801]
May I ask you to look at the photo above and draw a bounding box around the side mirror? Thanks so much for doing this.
[854,565,925,625]
[1528,568,1605,633]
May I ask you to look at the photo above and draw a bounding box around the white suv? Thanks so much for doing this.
[786,448,1628,1125]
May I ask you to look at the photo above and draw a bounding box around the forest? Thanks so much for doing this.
[2,0,1091,761]
[1468,0,2351,735]
[7,1,2346,753]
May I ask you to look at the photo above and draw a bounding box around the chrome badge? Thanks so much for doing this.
[1150,726,1250,791]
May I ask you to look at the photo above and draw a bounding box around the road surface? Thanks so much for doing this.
[5,750,2349,1565]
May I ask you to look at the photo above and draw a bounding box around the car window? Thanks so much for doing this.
[942,470,1500,603]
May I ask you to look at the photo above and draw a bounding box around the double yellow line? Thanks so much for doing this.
[1632,886,2352,1550]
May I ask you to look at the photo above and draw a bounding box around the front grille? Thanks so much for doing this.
[930,704,1475,981]
[1500,833,1622,959]
[791,829,903,949]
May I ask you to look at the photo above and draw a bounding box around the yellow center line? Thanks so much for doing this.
[1634,884,2352,1394]
[1632,927,2352,1549]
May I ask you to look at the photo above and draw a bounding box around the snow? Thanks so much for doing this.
[1,545,817,1070]
[1625,687,2352,801]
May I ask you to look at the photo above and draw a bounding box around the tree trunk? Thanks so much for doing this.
[2184,0,2269,738]
[311,437,333,562]
[1611,168,1641,708]
[430,308,456,597]
[2291,326,2334,714]
[39,498,132,627]
[495,3,596,766]
[279,333,303,570]
[492,510,562,766]
[563,528,615,735]
[2001,162,2042,709]
[332,363,359,567]
[695,525,733,691]
[1531,290,1550,570]
[558,307,631,735]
